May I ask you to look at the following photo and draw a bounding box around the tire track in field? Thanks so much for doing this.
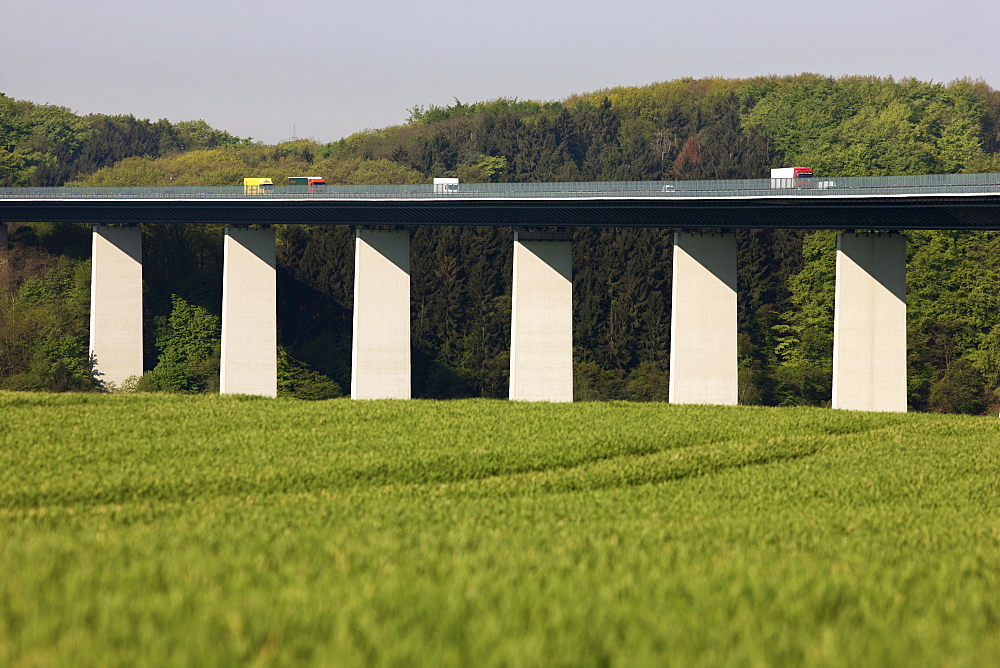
[429,425,891,499]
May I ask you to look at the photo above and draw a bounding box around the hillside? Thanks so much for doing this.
[1,75,999,409]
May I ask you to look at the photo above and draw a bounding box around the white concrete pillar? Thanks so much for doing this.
[352,228,411,399]
[669,231,738,405]
[90,225,143,389]
[221,226,277,397]
[832,232,907,412]
[509,231,573,402]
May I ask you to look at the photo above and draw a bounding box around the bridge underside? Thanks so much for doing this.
[2,195,999,229]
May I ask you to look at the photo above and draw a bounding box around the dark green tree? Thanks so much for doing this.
[137,295,220,393]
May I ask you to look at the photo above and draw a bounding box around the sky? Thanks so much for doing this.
[2,0,999,145]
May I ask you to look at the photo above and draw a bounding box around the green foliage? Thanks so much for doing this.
[927,359,989,414]
[69,115,166,179]
[0,94,88,186]
[573,360,624,400]
[69,148,426,188]
[275,225,354,390]
[72,155,168,186]
[2,396,999,664]
[277,347,342,400]
[324,157,424,185]
[167,119,249,151]
[0,246,95,392]
[137,295,220,393]
[905,230,1000,408]
[772,231,837,406]
[621,360,670,401]
[406,98,554,126]
[456,155,508,182]
[410,227,513,399]
[743,75,989,175]
[0,93,249,187]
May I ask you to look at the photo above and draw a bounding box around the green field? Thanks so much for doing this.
[1,393,998,666]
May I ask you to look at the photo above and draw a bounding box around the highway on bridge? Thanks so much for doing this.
[2,174,999,230]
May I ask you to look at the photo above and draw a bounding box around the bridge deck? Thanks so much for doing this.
[2,175,1000,229]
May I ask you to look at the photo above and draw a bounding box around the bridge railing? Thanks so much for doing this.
[1,173,999,199]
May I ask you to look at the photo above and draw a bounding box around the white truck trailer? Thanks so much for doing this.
[770,167,814,188]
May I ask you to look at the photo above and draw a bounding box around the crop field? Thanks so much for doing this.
[1,393,998,666]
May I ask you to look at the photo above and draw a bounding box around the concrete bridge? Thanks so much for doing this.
[3,173,999,411]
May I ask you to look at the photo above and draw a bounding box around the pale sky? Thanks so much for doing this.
[2,0,998,145]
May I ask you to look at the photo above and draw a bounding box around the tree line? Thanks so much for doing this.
[2,74,999,411]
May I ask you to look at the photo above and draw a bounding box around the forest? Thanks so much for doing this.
[1,73,999,411]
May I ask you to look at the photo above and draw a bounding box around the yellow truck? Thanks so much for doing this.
[243,178,274,194]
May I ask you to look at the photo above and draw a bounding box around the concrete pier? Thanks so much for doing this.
[669,231,738,405]
[220,226,277,397]
[90,225,143,389]
[509,231,573,402]
[832,232,907,412]
[352,228,411,399]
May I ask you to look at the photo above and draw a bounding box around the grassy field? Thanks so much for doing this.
[1,392,998,666]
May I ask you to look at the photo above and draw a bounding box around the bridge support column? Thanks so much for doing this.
[90,225,143,389]
[669,231,738,405]
[509,231,573,402]
[352,228,411,399]
[832,232,907,412]
[221,226,276,397]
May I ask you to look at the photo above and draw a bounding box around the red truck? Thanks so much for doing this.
[288,176,327,193]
